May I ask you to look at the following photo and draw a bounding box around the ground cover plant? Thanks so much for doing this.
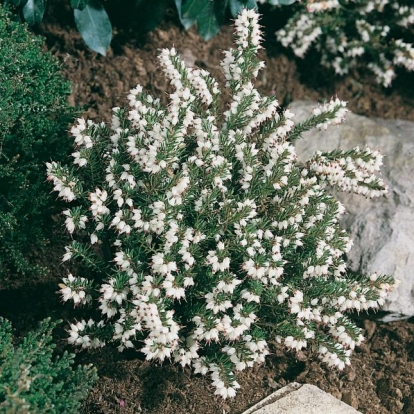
[0,318,97,413]
[46,8,397,399]
[276,0,414,86]
[0,3,76,277]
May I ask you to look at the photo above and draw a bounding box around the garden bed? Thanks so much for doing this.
[2,1,414,413]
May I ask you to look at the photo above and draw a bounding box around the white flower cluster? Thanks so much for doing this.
[48,9,397,398]
[307,147,388,198]
[67,319,106,349]
[312,98,347,130]
[46,162,78,202]
[59,273,92,305]
[307,0,340,13]
[277,14,322,58]
[276,0,414,86]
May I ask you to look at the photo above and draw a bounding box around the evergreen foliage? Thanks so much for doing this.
[0,318,97,413]
[0,4,76,277]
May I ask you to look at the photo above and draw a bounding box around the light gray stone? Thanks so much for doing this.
[241,383,361,414]
[291,101,414,316]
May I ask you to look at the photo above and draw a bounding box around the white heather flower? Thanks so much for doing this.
[289,290,304,314]
[285,336,307,351]
[89,188,110,217]
[72,151,88,167]
[62,246,73,262]
[46,162,77,202]
[59,273,90,305]
[63,210,75,234]
[205,290,233,314]
[277,286,289,304]
[307,0,340,13]
[63,209,88,234]
[71,118,94,148]
[313,98,348,130]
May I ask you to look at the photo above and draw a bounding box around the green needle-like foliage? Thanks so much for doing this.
[0,4,77,277]
[0,318,97,413]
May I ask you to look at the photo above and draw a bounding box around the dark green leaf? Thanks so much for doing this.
[182,0,222,41]
[22,0,45,25]
[181,0,202,21]
[214,0,228,25]
[71,0,88,11]
[229,0,257,17]
[197,0,220,41]
[74,0,112,56]
[175,0,196,30]
[134,0,170,33]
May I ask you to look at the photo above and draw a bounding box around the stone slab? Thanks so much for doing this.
[242,383,361,414]
[291,101,414,316]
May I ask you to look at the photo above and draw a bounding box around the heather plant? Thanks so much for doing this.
[47,9,397,398]
[0,4,77,277]
[0,318,97,413]
[276,0,414,86]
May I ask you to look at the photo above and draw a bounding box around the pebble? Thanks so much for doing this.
[363,320,377,341]
[345,367,356,382]
[342,390,359,409]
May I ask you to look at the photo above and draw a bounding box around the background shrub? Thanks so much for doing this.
[0,4,77,277]
[276,0,414,86]
[0,318,97,413]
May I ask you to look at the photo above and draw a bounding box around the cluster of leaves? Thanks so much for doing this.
[276,0,414,86]
[0,318,97,413]
[1,0,297,55]
[0,4,77,277]
[47,9,396,398]
[1,0,112,55]
[173,0,296,41]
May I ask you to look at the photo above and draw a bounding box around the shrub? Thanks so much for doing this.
[0,318,97,413]
[47,9,397,398]
[276,0,414,86]
[0,4,76,277]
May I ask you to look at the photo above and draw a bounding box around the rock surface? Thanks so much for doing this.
[242,383,361,414]
[291,101,414,317]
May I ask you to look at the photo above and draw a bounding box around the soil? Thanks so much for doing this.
[2,1,414,413]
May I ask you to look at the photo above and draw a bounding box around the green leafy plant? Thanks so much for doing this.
[140,0,298,42]
[0,317,97,413]
[276,0,414,86]
[47,9,396,398]
[1,0,112,55]
[0,4,76,277]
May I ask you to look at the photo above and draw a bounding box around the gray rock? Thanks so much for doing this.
[241,383,361,414]
[291,101,414,317]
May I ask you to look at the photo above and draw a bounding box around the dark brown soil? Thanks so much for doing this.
[36,1,414,123]
[2,1,414,413]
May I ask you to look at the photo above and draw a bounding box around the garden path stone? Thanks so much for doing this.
[291,101,414,317]
[241,382,361,414]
